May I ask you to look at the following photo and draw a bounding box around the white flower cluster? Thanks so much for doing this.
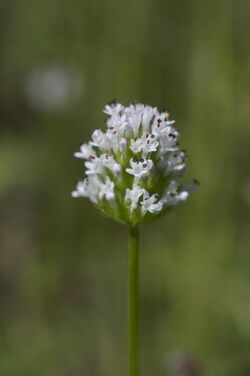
[72,100,197,225]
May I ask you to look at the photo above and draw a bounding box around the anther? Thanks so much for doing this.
[169,133,176,138]
[107,98,117,106]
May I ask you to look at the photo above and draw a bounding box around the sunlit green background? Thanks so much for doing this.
[0,0,250,375]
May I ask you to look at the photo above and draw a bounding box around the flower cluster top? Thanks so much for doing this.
[72,100,197,225]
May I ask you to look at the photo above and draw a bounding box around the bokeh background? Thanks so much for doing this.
[0,0,250,375]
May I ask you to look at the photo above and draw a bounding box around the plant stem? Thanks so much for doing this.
[128,225,140,376]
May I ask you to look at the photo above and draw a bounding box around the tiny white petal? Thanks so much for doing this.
[72,190,80,198]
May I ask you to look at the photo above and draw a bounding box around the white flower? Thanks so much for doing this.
[140,133,159,154]
[127,112,142,137]
[162,151,186,174]
[103,100,124,116]
[72,177,99,203]
[141,192,162,215]
[163,190,189,207]
[99,177,115,201]
[160,180,190,208]
[71,180,88,198]
[125,184,145,211]
[141,105,156,132]
[74,143,96,159]
[126,158,153,178]
[72,101,197,225]
[105,130,119,152]
[130,133,159,155]
[90,129,107,148]
[158,128,179,153]
[100,154,121,175]
[130,139,143,153]
[85,157,103,175]
[107,114,127,134]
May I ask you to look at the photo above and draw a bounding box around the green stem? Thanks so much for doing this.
[128,225,140,376]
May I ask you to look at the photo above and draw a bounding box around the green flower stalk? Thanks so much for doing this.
[72,100,198,376]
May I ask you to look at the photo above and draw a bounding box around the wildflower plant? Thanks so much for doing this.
[72,100,198,376]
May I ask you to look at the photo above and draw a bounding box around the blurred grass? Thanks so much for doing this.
[0,0,250,375]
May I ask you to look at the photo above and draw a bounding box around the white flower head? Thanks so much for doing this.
[72,101,198,225]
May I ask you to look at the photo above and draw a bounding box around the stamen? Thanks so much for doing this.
[107,98,117,106]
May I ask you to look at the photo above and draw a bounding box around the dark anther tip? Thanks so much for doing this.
[107,98,117,106]
[193,179,200,185]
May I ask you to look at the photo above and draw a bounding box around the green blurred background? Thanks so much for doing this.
[0,0,250,375]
